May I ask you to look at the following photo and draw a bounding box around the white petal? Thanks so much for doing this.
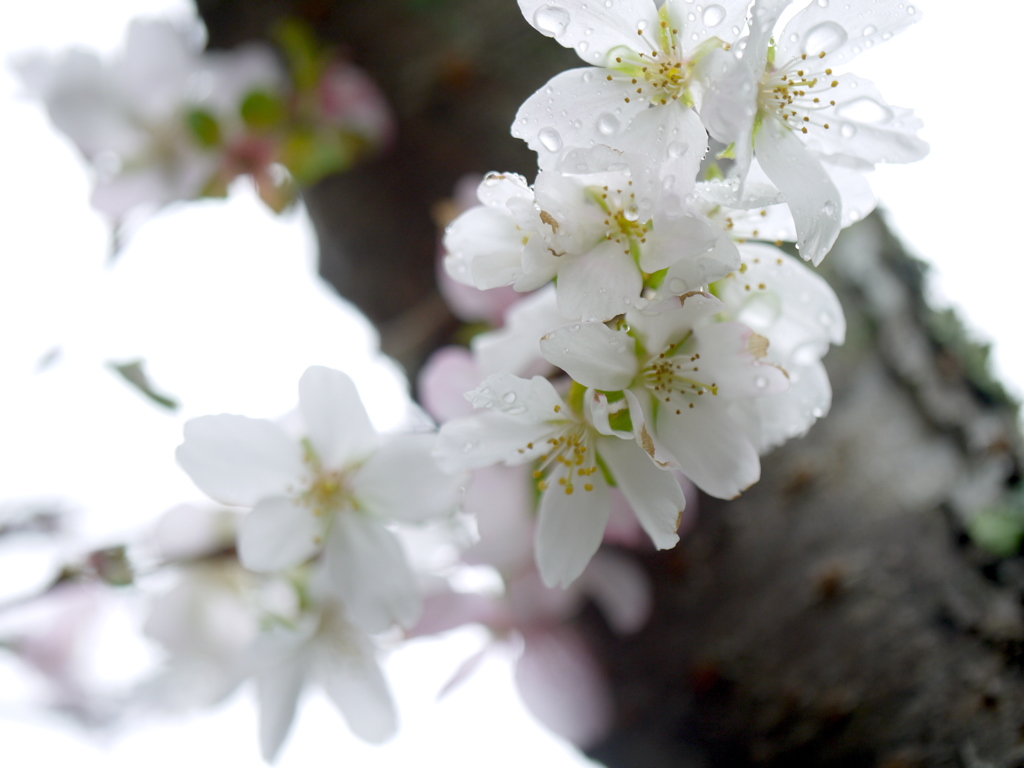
[598,435,684,550]
[352,433,462,523]
[579,548,652,634]
[314,615,397,744]
[742,358,832,453]
[535,476,610,588]
[690,322,790,398]
[326,516,421,632]
[238,496,324,572]
[556,240,643,321]
[664,0,753,56]
[803,75,928,165]
[299,366,378,471]
[465,373,567,422]
[778,0,920,68]
[256,655,305,762]
[177,415,303,507]
[443,206,527,289]
[540,322,636,391]
[436,414,553,472]
[619,102,707,210]
[655,399,760,499]
[517,0,660,65]
[754,117,841,265]
[513,69,647,169]
[728,243,845,354]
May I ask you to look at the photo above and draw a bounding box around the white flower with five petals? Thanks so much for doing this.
[436,374,686,588]
[176,366,463,633]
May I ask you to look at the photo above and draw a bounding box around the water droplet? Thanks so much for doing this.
[731,25,740,36]
[840,122,857,138]
[862,24,876,36]
[605,0,613,7]
[836,97,894,124]
[702,4,725,26]
[881,31,893,40]
[668,278,688,293]
[818,311,833,326]
[507,406,527,415]
[755,376,768,389]
[802,21,847,55]
[637,19,648,31]
[907,5,916,14]
[822,200,837,216]
[667,141,688,158]
[789,32,799,43]
[579,40,589,52]
[816,0,828,6]
[533,6,571,36]
[571,324,581,332]
[811,406,824,418]
[461,440,478,453]
[503,392,517,403]
[582,71,593,83]
[597,113,620,135]
[538,127,563,152]
[623,205,640,222]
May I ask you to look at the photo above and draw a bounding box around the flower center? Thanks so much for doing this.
[643,349,718,415]
[759,49,838,136]
[298,439,352,518]
[531,425,600,496]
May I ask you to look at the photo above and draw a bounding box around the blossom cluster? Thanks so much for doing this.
[436,0,923,590]
[14,18,394,219]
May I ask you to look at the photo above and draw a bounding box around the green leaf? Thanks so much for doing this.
[241,90,286,130]
[108,359,179,410]
[185,109,221,147]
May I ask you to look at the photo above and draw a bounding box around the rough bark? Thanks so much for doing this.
[196,2,1024,764]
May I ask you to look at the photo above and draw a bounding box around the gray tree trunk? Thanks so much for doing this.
[196,2,1024,764]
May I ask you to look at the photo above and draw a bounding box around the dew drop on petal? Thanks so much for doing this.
[624,205,640,221]
[816,0,828,6]
[755,376,768,389]
[539,127,563,152]
[605,0,613,6]
[582,71,593,83]
[597,113,620,135]
[702,4,726,26]
[862,24,877,36]
[503,392,517,403]
[579,40,590,52]
[907,5,916,14]
[840,122,857,138]
[667,141,688,158]
[812,406,825,418]
[534,6,571,36]
[822,200,837,216]
[462,440,478,453]
[668,278,688,293]
[637,19,648,31]
[802,21,846,55]
[818,311,833,326]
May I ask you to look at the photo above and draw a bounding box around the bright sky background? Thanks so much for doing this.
[0,0,1020,766]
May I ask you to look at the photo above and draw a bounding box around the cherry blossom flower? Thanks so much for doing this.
[540,291,789,498]
[176,366,463,633]
[514,0,751,182]
[436,374,686,587]
[698,0,928,263]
